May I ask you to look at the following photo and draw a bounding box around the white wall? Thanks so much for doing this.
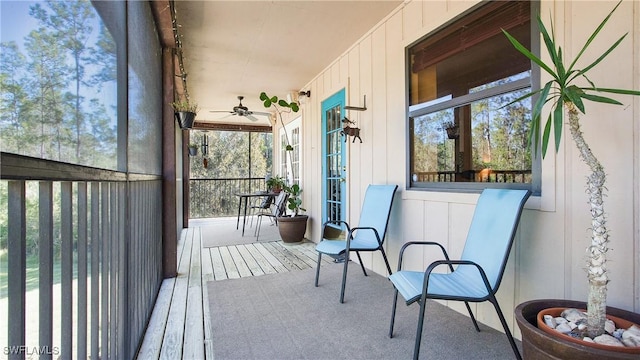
[274,0,640,338]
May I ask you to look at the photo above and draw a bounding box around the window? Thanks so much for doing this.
[408,1,539,191]
[279,117,301,186]
[0,1,120,170]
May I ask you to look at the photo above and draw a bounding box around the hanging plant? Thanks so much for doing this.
[172,100,199,129]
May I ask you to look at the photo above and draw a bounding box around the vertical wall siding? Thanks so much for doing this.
[279,0,640,337]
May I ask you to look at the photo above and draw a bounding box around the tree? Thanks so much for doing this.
[24,28,72,160]
[30,0,95,160]
[0,42,31,152]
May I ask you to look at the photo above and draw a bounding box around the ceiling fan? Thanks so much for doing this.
[210,95,271,122]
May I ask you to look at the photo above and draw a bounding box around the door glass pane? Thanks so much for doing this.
[325,104,343,223]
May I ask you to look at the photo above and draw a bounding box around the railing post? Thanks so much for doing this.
[2,154,164,360]
[91,182,100,360]
[7,181,26,360]
[61,182,73,358]
[101,183,110,359]
[77,182,88,360]
[39,181,54,360]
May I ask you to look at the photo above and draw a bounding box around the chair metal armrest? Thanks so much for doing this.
[347,226,382,247]
[397,241,451,271]
[321,220,351,236]
[423,259,493,299]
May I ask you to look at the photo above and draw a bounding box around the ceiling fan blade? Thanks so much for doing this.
[252,111,272,116]
[210,110,234,113]
[245,115,260,122]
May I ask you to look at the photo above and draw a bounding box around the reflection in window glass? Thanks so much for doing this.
[127,0,162,174]
[0,0,117,169]
[408,0,534,185]
[412,86,531,183]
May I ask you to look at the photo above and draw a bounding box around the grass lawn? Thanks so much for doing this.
[0,250,85,299]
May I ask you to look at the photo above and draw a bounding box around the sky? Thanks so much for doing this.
[0,1,38,49]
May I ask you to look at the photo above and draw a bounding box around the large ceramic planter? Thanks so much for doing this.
[515,299,640,360]
[277,215,308,243]
[175,111,196,129]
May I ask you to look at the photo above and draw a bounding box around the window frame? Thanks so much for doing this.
[405,0,541,195]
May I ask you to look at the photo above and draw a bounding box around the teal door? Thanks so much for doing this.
[321,89,346,226]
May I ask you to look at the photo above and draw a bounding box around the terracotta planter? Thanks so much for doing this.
[175,111,196,129]
[536,307,640,354]
[277,215,308,243]
[515,299,640,360]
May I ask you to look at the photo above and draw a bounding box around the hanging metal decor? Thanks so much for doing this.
[201,133,209,155]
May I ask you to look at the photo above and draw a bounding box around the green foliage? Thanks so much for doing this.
[266,175,286,191]
[259,91,299,154]
[411,88,531,177]
[504,0,640,337]
[259,92,300,112]
[283,183,305,216]
[171,100,199,113]
[188,131,273,218]
[259,91,300,181]
[502,0,640,158]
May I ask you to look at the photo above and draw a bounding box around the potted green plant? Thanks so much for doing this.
[277,183,308,244]
[172,100,198,129]
[266,175,286,193]
[503,1,640,357]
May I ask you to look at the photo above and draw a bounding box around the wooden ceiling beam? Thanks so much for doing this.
[150,1,174,47]
[194,122,272,133]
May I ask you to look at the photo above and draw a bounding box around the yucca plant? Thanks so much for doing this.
[503,0,640,338]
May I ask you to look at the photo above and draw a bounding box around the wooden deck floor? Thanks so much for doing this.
[136,220,330,359]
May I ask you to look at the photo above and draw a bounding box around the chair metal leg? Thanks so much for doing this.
[464,301,481,332]
[413,298,427,360]
[380,248,393,275]
[339,251,350,303]
[255,216,262,240]
[355,252,368,276]
[389,289,399,338]
[314,252,322,287]
[491,298,522,360]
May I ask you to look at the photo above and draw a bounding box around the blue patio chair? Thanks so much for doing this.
[315,184,398,303]
[388,188,530,360]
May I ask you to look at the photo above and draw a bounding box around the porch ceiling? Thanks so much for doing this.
[174,0,402,127]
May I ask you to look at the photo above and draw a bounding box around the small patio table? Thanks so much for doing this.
[235,191,277,236]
